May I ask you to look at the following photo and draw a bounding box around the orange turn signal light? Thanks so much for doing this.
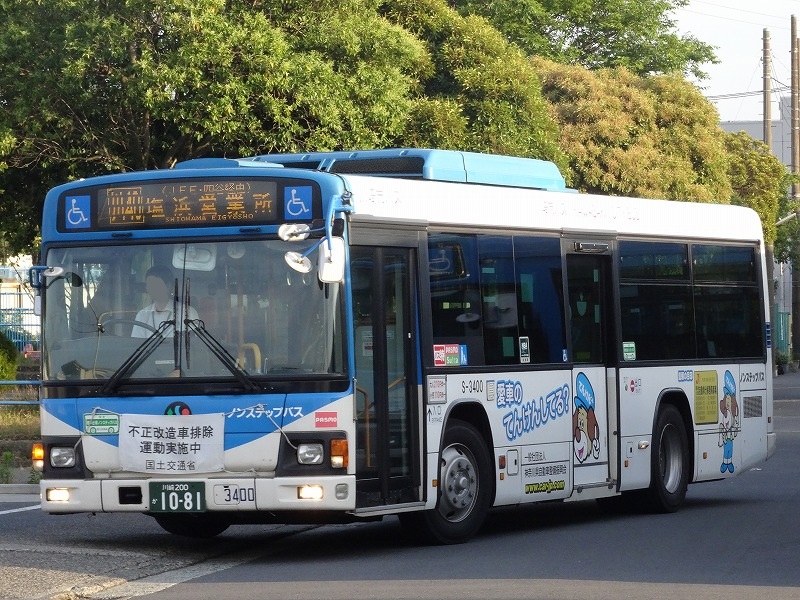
[32,443,44,461]
[330,439,348,468]
[32,442,44,472]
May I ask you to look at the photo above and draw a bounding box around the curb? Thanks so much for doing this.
[0,484,38,495]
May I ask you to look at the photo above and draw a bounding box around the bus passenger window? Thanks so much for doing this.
[478,235,517,365]
[429,234,485,366]
[514,237,566,364]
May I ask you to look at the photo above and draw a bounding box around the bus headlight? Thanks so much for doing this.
[46,488,71,502]
[298,485,324,500]
[297,443,324,465]
[50,447,76,468]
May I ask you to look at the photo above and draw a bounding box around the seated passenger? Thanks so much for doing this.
[131,265,199,337]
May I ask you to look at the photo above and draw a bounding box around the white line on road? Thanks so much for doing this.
[89,578,800,600]
[0,505,39,516]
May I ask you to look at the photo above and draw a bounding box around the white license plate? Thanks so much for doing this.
[213,484,256,505]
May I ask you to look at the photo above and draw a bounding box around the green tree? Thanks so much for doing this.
[725,131,791,343]
[449,0,716,78]
[384,0,568,170]
[0,329,18,381]
[774,199,800,265]
[0,0,428,254]
[534,58,731,202]
[725,131,789,247]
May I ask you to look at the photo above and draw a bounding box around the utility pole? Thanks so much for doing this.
[792,16,800,359]
[764,28,777,362]
[764,29,772,148]
[793,17,799,199]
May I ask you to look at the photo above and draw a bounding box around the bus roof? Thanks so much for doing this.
[246,148,569,192]
[44,149,762,246]
[341,174,764,244]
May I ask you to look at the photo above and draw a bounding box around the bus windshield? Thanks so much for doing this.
[42,239,345,385]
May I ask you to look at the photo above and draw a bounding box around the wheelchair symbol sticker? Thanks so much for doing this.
[65,195,91,229]
[284,186,312,221]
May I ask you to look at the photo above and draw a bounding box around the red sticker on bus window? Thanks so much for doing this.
[433,344,447,366]
[433,344,467,366]
[315,412,338,428]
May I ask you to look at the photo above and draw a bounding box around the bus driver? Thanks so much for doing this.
[131,265,198,337]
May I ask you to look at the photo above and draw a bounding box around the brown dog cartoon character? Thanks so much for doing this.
[718,370,739,473]
[574,372,600,463]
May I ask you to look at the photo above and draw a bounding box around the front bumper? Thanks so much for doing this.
[40,474,356,514]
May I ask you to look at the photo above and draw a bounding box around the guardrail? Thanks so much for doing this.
[0,380,40,406]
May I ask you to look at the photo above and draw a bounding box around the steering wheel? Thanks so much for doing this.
[100,318,159,336]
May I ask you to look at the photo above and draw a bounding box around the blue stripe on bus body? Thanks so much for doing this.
[42,391,349,451]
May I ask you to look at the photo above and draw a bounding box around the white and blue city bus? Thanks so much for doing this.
[32,149,775,544]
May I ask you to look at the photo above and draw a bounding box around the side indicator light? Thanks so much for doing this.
[330,439,348,468]
[32,443,44,472]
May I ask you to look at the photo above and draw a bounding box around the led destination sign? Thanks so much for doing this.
[59,178,322,232]
[96,180,279,229]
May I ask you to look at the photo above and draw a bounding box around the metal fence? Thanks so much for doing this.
[0,290,39,352]
[0,381,39,406]
[0,289,41,405]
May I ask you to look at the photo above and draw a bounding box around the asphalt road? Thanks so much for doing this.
[1,375,798,600]
[774,368,800,400]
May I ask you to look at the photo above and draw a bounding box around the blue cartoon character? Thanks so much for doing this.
[573,372,600,463]
[718,370,739,473]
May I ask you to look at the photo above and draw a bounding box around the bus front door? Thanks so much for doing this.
[351,246,420,509]
[565,245,618,495]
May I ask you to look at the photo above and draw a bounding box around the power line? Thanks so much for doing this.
[678,8,791,30]
[691,0,791,22]
[707,91,762,100]
[708,86,790,100]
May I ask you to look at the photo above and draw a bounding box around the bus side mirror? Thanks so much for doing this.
[318,237,345,283]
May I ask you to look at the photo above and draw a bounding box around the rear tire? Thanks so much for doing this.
[400,419,491,544]
[153,514,230,538]
[647,404,690,512]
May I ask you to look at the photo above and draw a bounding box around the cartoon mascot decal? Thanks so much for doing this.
[573,372,601,463]
[718,370,739,473]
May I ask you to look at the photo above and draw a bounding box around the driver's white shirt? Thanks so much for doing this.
[131,302,199,338]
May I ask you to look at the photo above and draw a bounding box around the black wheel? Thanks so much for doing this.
[153,514,230,538]
[400,419,491,544]
[647,404,690,512]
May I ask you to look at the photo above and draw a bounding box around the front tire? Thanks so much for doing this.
[401,419,491,544]
[647,404,690,512]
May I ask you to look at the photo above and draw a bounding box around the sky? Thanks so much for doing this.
[673,0,800,122]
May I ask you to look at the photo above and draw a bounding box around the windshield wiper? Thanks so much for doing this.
[184,319,261,392]
[100,320,173,395]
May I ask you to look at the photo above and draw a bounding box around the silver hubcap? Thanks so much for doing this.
[439,444,478,523]
[659,423,682,493]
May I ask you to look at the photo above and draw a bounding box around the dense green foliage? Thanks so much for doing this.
[0,0,432,254]
[448,0,716,78]
[0,0,574,253]
[383,0,567,170]
[534,58,732,202]
[725,132,790,246]
[774,198,800,266]
[0,0,785,258]
[0,330,18,381]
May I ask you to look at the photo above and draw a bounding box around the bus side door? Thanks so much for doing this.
[350,229,422,510]
[565,243,618,494]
